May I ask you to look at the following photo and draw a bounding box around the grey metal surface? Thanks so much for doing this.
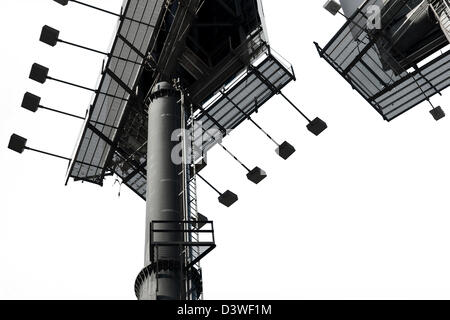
[138,82,184,300]
[339,0,384,38]
[340,0,372,16]
[67,49,294,200]
[66,0,164,184]
[317,0,450,121]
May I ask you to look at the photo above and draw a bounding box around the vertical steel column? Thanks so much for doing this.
[136,81,185,300]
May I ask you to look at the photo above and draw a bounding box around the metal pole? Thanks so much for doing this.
[136,82,185,300]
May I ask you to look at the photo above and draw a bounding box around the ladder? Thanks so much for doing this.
[180,98,204,300]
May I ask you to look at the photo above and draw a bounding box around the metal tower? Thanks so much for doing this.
[9,0,327,300]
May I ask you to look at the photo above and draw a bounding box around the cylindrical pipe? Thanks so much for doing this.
[137,82,184,300]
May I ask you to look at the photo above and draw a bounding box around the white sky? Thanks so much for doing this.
[0,0,449,300]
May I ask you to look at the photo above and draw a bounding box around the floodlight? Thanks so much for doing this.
[276,91,327,135]
[276,141,296,160]
[7,134,70,160]
[307,117,328,136]
[218,190,239,207]
[430,106,446,121]
[21,92,41,112]
[20,93,88,120]
[8,134,27,154]
[210,138,267,183]
[40,25,60,47]
[29,63,48,84]
[54,0,68,5]
[324,0,342,16]
[197,173,239,207]
[246,167,267,185]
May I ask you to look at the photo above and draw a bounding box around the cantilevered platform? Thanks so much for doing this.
[66,0,295,200]
[315,0,450,121]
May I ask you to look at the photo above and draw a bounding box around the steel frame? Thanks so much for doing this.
[149,220,216,270]
[315,0,450,121]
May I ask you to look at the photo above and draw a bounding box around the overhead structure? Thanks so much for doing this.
[316,0,450,121]
[64,0,304,199]
[9,0,327,300]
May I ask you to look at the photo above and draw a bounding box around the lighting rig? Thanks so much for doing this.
[9,0,327,300]
[318,0,449,121]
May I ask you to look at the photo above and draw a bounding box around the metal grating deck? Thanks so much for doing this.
[192,50,295,157]
[315,0,450,121]
[67,0,164,185]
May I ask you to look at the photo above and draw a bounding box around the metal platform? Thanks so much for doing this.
[66,0,165,185]
[149,220,216,270]
[67,45,295,199]
[65,0,291,200]
[315,0,450,121]
[191,49,295,159]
